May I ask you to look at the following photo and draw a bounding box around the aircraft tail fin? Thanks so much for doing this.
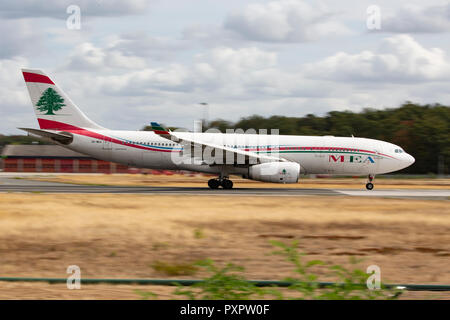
[21,69,103,131]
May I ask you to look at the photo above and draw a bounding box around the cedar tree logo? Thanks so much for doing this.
[36,88,65,115]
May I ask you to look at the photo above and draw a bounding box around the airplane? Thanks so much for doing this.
[19,69,415,190]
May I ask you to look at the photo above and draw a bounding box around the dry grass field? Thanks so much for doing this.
[0,192,448,299]
[30,173,450,189]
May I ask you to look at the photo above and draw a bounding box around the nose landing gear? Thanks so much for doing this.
[366,175,375,190]
[208,177,234,189]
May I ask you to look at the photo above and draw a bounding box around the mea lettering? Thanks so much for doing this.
[329,155,375,163]
[224,304,270,315]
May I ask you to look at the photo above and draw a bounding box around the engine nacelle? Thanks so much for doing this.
[248,162,300,183]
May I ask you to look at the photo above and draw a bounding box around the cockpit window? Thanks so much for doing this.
[394,149,404,153]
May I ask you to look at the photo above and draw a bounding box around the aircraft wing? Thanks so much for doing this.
[148,122,287,165]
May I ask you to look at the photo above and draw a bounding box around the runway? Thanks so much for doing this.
[0,176,448,199]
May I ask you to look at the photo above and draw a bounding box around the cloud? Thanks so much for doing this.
[0,57,30,106]
[64,46,279,99]
[63,30,196,72]
[182,24,237,46]
[59,44,336,130]
[0,0,152,19]
[381,4,450,33]
[64,42,148,71]
[224,0,351,42]
[108,32,189,61]
[305,34,450,83]
[195,47,277,77]
[0,57,38,133]
[0,19,43,59]
[6,40,450,135]
[191,47,285,98]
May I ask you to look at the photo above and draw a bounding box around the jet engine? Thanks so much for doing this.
[247,162,300,183]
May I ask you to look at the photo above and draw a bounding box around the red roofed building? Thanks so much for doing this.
[1,144,132,173]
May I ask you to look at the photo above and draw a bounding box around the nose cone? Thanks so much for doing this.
[402,154,415,169]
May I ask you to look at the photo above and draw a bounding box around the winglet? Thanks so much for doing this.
[148,122,176,141]
[149,122,170,134]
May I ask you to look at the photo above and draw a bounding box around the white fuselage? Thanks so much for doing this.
[20,68,415,180]
[62,129,415,176]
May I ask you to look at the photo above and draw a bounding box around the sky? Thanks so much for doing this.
[1,0,450,134]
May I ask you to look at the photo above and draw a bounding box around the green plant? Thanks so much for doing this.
[193,228,205,239]
[137,241,402,300]
[135,289,158,300]
[270,240,400,300]
[173,259,267,300]
[269,240,324,299]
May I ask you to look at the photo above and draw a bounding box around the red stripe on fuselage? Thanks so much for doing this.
[23,72,55,85]
[37,118,173,152]
[36,119,396,158]
[242,145,396,160]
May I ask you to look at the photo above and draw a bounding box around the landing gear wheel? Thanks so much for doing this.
[221,179,233,189]
[208,179,220,189]
[365,174,375,190]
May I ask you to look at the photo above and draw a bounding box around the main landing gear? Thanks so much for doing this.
[366,174,375,190]
[208,178,234,189]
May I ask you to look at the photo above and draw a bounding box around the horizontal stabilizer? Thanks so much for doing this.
[18,127,73,145]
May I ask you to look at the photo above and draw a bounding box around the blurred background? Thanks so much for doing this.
[0,0,449,300]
